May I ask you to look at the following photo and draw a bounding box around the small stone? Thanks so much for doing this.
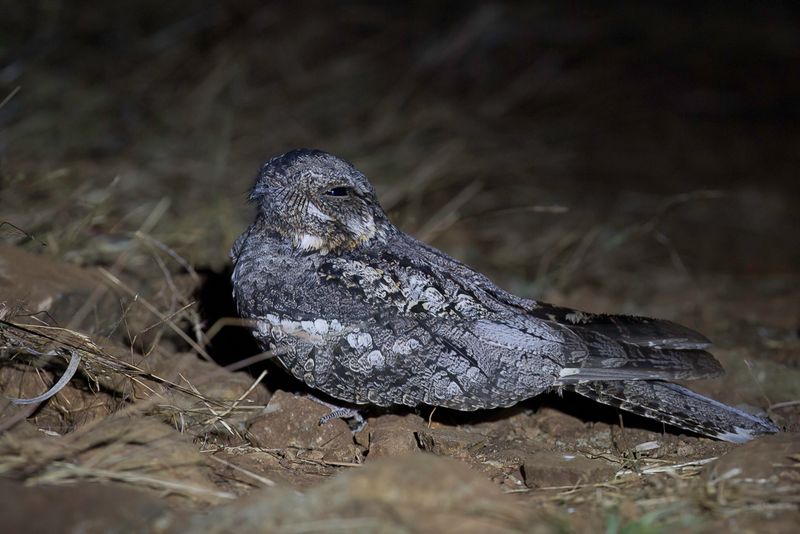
[416,426,490,457]
[247,390,362,463]
[367,414,425,461]
[522,450,615,488]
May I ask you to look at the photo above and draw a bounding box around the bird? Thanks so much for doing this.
[230,148,779,443]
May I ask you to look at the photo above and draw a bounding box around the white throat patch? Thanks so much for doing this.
[296,233,328,252]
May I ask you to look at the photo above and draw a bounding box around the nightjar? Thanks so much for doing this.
[231,149,778,442]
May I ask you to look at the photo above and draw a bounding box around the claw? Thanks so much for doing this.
[307,394,367,433]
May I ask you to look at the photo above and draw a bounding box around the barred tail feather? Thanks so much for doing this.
[568,381,779,443]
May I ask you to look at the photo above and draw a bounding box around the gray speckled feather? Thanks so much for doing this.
[231,149,779,442]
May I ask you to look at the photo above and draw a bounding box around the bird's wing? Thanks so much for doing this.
[471,288,723,382]
[484,296,723,384]
[393,233,724,384]
[306,232,724,410]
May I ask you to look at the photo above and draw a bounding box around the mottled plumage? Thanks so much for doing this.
[231,149,778,443]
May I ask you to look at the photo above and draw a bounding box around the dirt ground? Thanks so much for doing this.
[1,2,799,532]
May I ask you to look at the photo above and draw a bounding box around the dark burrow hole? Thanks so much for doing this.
[193,267,699,440]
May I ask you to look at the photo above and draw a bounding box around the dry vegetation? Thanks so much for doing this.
[1,2,799,532]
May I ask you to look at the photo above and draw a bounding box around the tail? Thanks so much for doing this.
[568,380,779,443]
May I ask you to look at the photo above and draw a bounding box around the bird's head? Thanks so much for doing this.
[249,149,390,254]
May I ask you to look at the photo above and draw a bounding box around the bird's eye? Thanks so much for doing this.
[323,186,350,197]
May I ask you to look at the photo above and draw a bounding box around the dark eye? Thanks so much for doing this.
[323,186,350,197]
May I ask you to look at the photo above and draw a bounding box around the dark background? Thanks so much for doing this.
[3,1,798,288]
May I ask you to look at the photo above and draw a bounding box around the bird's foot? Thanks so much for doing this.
[307,394,367,433]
